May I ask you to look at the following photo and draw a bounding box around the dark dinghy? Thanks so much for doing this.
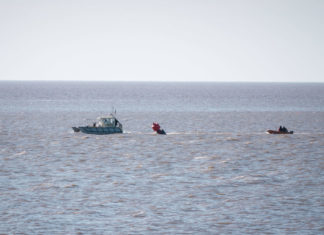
[267,130,294,134]
[72,114,123,135]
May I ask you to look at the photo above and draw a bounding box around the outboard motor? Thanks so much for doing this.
[152,122,166,135]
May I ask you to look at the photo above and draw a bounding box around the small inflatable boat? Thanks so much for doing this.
[267,130,294,134]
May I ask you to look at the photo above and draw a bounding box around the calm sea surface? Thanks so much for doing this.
[0,82,323,234]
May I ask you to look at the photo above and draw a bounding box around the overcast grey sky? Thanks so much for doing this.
[0,0,323,82]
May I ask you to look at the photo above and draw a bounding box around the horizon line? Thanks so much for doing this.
[0,80,323,83]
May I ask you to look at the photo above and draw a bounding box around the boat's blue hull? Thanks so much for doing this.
[73,126,122,135]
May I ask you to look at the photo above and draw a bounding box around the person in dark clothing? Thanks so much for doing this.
[114,118,122,128]
[282,126,288,133]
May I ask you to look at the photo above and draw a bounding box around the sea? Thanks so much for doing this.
[0,81,323,234]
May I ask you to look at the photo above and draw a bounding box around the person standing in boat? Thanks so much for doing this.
[114,118,122,128]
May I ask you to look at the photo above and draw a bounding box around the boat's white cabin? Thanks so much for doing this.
[97,116,116,127]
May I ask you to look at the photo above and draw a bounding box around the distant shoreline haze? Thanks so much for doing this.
[0,80,323,84]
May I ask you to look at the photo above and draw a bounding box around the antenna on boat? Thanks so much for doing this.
[111,106,117,115]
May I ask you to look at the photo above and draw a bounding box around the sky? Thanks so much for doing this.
[0,0,323,82]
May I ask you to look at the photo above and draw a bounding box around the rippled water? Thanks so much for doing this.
[1,82,324,234]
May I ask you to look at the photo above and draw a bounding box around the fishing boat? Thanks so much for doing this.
[72,114,123,135]
[267,130,294,134]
